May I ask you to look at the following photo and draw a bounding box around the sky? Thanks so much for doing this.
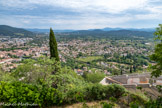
[0,0,162,30]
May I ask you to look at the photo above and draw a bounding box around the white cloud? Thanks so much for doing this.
[0,0,162,29]
[0,0,148,13]
[0,13,133,29]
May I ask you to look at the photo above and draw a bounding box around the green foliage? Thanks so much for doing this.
[100,102,114,108]
[13,56,61,86]
[0,57,129,107]
[154,24,162,41]
[52,70,86,93]
[150,43,162,77]
[136,86,142,91]
[64,84,125,104]
[12,56,86,95]
[144,97,162,108]
[112,69,120,75]
[104,84,126,98]
[84,72,105,83]
[0,81,62,107]
[150,24,162,77]
[84,84,107,101]
[129,93,147,106]
[0,25,35,37]
[156,85,162,93]
[130,95,162,108]
[130,102,140,108]
[49,28,60,61]
[0,66,15,82]
[65,86,85,104]
[109,97,117,102]
[130,66,133,73]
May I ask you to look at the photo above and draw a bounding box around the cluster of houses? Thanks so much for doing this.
[0,38,154,75]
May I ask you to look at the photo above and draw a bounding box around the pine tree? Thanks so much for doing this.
[49,28,60,61]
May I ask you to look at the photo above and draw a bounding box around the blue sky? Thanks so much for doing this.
[0,0,162,29]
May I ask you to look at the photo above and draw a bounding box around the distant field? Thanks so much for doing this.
[78,56,103,62]
[107,62,129,66]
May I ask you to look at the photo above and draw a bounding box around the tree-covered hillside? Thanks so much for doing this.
[0,25,35,37]
[59,29,154,40]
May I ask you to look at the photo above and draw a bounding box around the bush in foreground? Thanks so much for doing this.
[64,83,126,104]
[0,81,62,107]
[0,81,125,107]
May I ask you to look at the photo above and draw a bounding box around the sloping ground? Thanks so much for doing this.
[0,25,35,37]
[126,87,161,99]
[50,94,146,108]
[50,100,121,108]
[50,86,161,108]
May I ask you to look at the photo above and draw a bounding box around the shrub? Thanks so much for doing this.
[64,87,85,104]
[136,86,142,91]
[104,84,126,98]
[84,84,106,101]
[128,93,148,107]
[64,84,126,104]
[100,102,114,108]
[130,102,140,108]
[0,66,15,82]
[0,81,62,107]
[84,72,105,83]
[144,96,162,108]
[109,97,117,102]
[85,84,125,101]
[13,57,61,86]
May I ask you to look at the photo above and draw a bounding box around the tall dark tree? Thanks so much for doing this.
[120,69,123,75]
[130,66,133,73]
[49,28,60,61]
[133,65,136,72]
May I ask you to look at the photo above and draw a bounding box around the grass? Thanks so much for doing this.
[50,100,120,108]
[78,56,103,62]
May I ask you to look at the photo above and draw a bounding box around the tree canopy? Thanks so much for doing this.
[150,24,162,77]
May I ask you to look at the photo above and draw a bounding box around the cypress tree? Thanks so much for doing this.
[120,69,123,75]
[130,66,132,73]
[49,28,60,61]
[133,65,136,72]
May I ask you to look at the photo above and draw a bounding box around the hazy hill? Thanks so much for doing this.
[73,29,153,37]
[26,27,155,33]
[26,28,75,33]
[0,25,154,39]
[57,29,154,40]
[0,25,35,37]
[102,27,155,32]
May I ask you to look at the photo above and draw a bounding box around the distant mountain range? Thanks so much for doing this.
[26,28,75,33]
[0,25,35,37]
[26,27,155,33]
[70,29,154,39]
[0,25,155,38]
[101,27,155,32]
